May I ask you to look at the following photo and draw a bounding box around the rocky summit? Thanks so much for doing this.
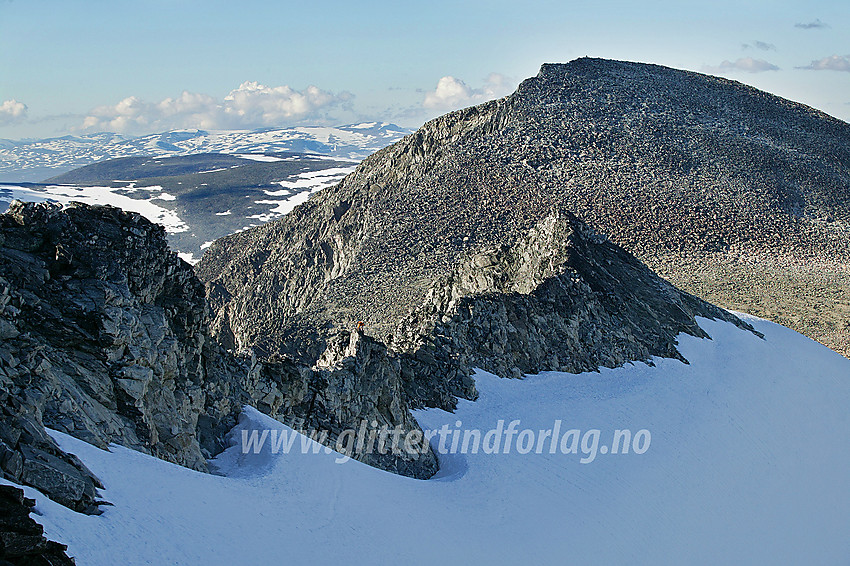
[202,58,850,361]
[196,62,763,455]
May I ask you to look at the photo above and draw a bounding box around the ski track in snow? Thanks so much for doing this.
[8,315,850,565]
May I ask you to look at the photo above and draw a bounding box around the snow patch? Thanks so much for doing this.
[234,154,284,163]
[177,252,198,265]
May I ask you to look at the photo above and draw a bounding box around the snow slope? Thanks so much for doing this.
[8,315,850,565]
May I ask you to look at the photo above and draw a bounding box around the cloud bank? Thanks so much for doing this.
[423,73,513,110]
[702,58,779,74]
[797,55,850,72]
[0,99,27,126]
[81,82,352,133]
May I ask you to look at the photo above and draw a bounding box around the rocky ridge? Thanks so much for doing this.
[389,212,739,382]
[202,57,849,358]
[200,193,749,424]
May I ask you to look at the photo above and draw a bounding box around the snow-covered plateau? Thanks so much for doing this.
[0,154,357,262]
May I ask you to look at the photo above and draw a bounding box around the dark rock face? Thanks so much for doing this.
[197,61,759,468]
[0,201,254,507]
[0,391,102,515]
[0,485,75,565]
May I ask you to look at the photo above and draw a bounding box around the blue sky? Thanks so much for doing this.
[0,0,847,139]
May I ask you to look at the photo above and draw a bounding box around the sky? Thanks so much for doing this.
[0,0,847,140]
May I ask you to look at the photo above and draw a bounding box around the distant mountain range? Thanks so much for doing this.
[0,123,411,182]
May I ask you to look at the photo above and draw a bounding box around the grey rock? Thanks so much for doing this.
[20,444,94,510]
[0,201,252,507]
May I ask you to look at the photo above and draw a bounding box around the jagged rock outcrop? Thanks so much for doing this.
[0,200,437,485]
[390,212,739,382]
[0,201,254,509]
[239,331,438,477]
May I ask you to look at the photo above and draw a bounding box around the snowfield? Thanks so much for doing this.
[7,315,850,565]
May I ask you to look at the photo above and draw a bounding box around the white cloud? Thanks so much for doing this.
[423,76,472,109]
[702,58,780,74]
[797,55,850,72]
[223,82,346,125]
[81,83,351,133]
[423,73,513,110]
[0,99,27,125]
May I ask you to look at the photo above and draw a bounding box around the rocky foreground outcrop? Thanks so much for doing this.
[0,201,243,510]
[0,201,437,496]
[0,485,75,565]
